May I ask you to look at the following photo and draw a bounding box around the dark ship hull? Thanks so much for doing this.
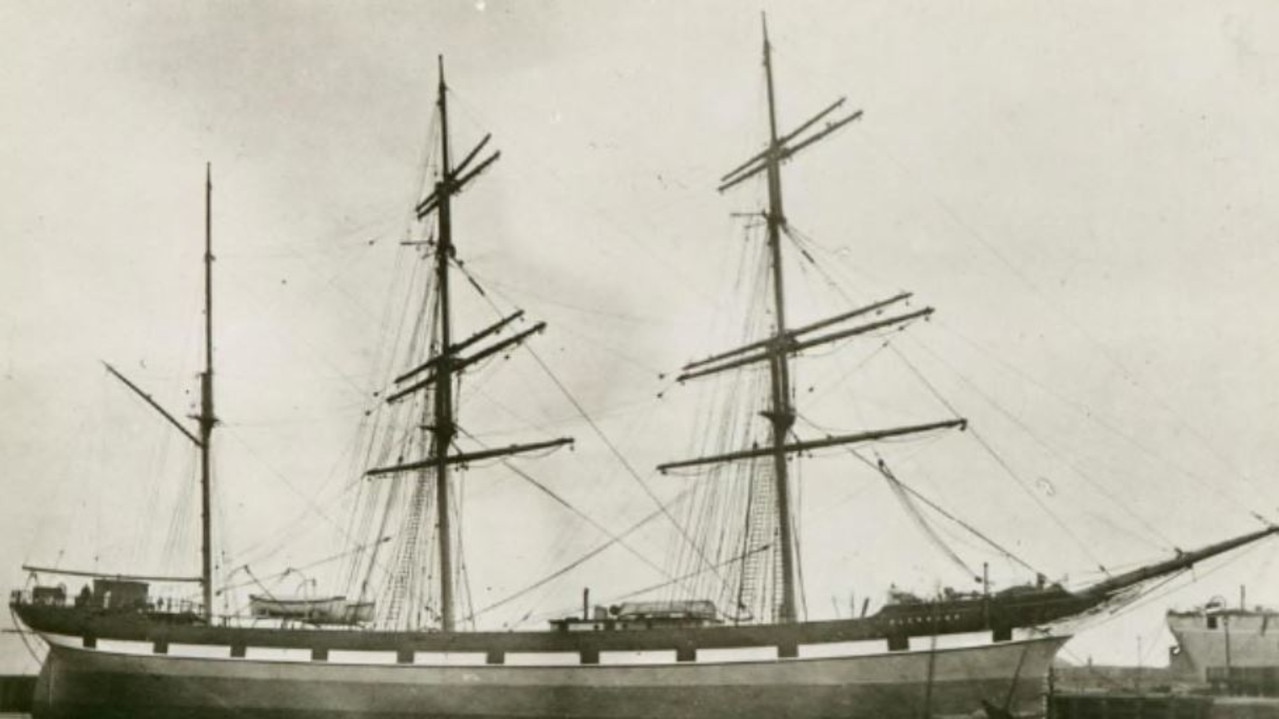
[7,584,1098,655]
[31,633,1066,719]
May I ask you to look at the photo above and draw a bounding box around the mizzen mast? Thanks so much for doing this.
[199,163,216,621]
[100,166,218,619]
[661,15,962,625]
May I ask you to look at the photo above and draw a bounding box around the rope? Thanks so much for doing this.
[606,544,773,607]
[787,216,1176,560]
[1086,538,1270,629]
[531,347,725,581]
[875,457,978,580]
[902,336,1174,549]
[456,426,676,582]
[859,125,1275,512]
[464,495,689,622]
[456,257,727,587]
[967,423,1105,569]
[934,320,1261,520]
[825,430,1042,576]
[8,608,46,669]
[217,538,390,595]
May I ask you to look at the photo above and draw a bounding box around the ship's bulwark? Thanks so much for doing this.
[32,636,1066,719]
[1168,610,1279,681]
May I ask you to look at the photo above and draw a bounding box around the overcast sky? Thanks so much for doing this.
[4,0,1279,672]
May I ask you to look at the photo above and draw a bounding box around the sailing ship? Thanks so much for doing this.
[11,21,1278,719]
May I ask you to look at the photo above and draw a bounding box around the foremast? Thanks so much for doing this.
[367,57,572,632]
[760,16,799,626]
[431,56,459,633]
[660,16,963,624]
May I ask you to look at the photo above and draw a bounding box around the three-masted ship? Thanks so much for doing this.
[12,22,1277,719]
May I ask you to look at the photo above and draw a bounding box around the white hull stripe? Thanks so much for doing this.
[37,629,1064,680]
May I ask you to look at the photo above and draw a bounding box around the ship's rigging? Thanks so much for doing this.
[21,20,1277,644]
[655,17,966,626]
[344,58,574,632]
[320,21,1278,635]
[12,20,1279,719]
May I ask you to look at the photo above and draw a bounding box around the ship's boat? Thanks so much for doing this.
[11,17,1278,719]
[248,595,374,626]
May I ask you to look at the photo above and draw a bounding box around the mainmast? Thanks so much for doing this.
[369,57,572,632]
[660,15,962,625]
[199,163,215,620]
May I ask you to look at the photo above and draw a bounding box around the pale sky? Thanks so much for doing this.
[4,0,1279,673]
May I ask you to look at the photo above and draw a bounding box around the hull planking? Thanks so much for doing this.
[31,634,1067,719]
